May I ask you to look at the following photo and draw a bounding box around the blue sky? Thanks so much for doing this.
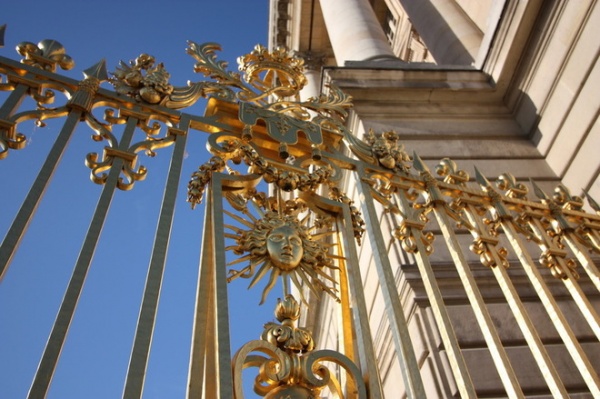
[0,1,277,398]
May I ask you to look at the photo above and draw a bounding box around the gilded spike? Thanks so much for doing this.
[83,59,109,81]
[584,191,600,214]
[530,179,550,201]
[0,24,5,48]
[412,151,429,173]
[474,166,492,188]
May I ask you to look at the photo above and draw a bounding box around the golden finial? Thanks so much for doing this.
[16,39,74,72]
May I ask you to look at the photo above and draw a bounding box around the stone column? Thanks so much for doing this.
[396,0,483,65]
[295,51,327,101]
[319,0,396,65]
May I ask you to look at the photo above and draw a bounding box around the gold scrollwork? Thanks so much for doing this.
[0,118,26,159]
[0,107,69,159]
[188,135,363,245]
[394,219,435,255]
[84,109,178,190]
[436,157,469,186]
[496,173,528,199]
[232,295,367,398]
[187,42,352,129]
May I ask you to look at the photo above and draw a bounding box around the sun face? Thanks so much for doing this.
[225,202,339,305]
[266,225,304,271]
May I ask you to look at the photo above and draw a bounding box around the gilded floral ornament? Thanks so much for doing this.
[16,39,74,72]
[262,295,314,353]
[552,184,584,211]
[187,132,365,242]
[496,173,529,199]
[84,108,181,190]
[187,138,332,207]
[110,54,174,104]
[367,129,412,173]
[232,295,367,398]
[345,128,412,174]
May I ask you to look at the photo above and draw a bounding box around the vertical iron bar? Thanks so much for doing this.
[462,202,568,397]
[357,176,426,399]
[28,115,138,398]
[394,189,477,398]
[186,191,216,399]
[0,110,81,279]
[489,263,569,397]
[528,218,600,342]
[122,121,189,398]
[432,207,524,398]
[0,83,27,117]
[209,173,233,399]
[501,220,600,396]
[560,267,600,342]
[337,208,385,398]
[564,233,600,291]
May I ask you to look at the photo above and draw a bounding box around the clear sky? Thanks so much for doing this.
[0,1,276,398]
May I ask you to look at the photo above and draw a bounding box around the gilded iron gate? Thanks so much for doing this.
[1,32,600,399]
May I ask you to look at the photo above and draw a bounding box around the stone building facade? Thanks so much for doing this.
[268,1,600,397]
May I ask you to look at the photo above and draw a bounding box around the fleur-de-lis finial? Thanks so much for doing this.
[16,39,74,72]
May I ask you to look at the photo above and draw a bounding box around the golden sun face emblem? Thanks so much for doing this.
[225,202,339,305]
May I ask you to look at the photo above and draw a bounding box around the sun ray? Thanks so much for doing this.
[242,208,258,223]
[310,265,337,283]
[312,231,336,240]
[228,258,265,282]
[299,212,311,226]
[249,199,265,218]
[260,268,280,305]
[248,260,272,289]
[224,195,341,306]
[293,267,320,299]
[226,253,255,267]
[227,266,252,282]
[224,224,244,235]
[223,209,255,229]
[300,263,335,287]
[289,272,311,305]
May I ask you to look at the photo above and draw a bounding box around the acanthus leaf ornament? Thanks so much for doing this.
[365,129,412,173]
[232,295,367,398]
[110,54,174,105]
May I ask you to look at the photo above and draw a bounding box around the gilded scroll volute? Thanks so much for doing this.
[262,295,315,353]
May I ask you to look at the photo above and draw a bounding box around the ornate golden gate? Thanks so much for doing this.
[1,31,599,398]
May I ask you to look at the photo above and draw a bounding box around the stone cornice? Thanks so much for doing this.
[322,65,511,118]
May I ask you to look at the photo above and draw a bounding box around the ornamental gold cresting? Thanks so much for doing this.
[185,44,367,398]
